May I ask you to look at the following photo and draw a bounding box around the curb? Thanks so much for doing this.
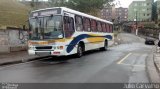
[146,53,160,84]
[153,54,160,76]
[0,56,49,66]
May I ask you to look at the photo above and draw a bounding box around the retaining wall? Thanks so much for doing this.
[0,29,28,53]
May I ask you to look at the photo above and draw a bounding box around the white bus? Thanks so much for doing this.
[28,7,114,57]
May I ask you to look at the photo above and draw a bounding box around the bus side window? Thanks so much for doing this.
[97,22,102,32]
[83,18,91,32]
[102,23,106,32]
[106,24,109,32]
[75,15,83,31]
[110,25,113,33]
[109,25,113,33]
[64,16,74,37]
[91,20,97,32]
[109,25,112,33]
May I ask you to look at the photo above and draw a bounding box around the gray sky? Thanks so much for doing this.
[115,0,156,8]
[22,0,156,8]
[114,0,144,8]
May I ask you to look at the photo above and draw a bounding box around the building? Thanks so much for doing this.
[101,6,128,22]
[154,0,160,21]
[128,0,154,21]
[115,7,128,22]
[101,6,113,21]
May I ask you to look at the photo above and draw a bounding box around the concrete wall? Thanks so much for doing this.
[0,30,10,53]
[0,29,28,53]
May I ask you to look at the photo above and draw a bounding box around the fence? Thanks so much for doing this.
[0,29,28,53]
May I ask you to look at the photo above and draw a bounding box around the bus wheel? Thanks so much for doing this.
[76,44,83,58]
[100,40,108,51]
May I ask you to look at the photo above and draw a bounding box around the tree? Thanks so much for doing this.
[49,0,66,7]
[49,0,114,17]
[30,0,39,9]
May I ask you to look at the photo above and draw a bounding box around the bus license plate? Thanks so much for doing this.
[36,52,51,56]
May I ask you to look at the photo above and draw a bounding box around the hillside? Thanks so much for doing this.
[0,0,31,28]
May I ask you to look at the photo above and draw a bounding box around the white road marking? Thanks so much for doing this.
[120,63,145,67]
[117,53,132,64]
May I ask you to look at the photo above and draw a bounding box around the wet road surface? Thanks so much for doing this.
[0,33,153,83]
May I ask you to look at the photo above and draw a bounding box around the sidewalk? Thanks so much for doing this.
[154,48,160,75]
[0,51,38,66]
[147,46,160,83]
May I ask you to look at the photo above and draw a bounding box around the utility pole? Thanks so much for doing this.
[136,11,138,35]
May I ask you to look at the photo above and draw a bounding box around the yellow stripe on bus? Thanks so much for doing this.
[86,37,105,43]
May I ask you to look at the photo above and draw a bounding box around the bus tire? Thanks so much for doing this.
[76,43,84,58]
[100,40,108,51]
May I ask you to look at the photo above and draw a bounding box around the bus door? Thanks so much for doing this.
[63,12,75,38]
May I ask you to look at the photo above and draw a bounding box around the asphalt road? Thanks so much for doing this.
[0,33,153,84]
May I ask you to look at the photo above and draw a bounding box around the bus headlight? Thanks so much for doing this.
[29,46,34,50]
[53,46,64,50]
[59,46,64,50]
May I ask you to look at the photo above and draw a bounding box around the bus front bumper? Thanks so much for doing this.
[28,50,66,56]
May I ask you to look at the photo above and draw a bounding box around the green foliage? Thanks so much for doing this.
[49,0,66,7]
[144,23,155,28]
[50,0,113,16]
[0,0,31,28]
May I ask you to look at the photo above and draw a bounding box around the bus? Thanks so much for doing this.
[28,7,114,57]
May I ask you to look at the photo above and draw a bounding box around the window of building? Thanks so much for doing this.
[134,8,137,11]
[147,14,150,16]
[134,3,137,6]
[101,13,103,15]
[91,20,97,32]
[142,9,146,11]
[143,3,146,6]
[97,22,102,32]
[135,14,137,16]
[83,18,91,32]
[75,15,83,31]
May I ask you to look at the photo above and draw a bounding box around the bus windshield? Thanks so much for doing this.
[44,15,63,39]
[29,17,43,40]
[29,15,63,40]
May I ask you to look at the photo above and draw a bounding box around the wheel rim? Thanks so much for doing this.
[105,41,108,49]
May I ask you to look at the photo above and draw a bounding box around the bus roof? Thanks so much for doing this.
[31,7,113,24]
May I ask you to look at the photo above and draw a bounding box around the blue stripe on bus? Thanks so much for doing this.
[66,34,112,53]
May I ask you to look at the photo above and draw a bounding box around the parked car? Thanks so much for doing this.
[145,37,155,45]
